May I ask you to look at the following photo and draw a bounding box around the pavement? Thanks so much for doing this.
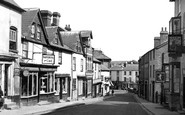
[0,90,184,115]
[133,93,184,115]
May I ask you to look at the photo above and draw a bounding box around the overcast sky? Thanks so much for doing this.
[15,0,174,61]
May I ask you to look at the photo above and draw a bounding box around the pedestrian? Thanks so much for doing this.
[0,86,4,110]
[111,89,114,96]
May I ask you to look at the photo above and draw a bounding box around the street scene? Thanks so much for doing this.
[0,0,185,115]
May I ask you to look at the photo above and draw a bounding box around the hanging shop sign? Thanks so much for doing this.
[42,54,55,64]
[155,70,165,82]
[168,35,182,53]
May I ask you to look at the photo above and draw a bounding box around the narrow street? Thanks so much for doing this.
[42,90,149,115]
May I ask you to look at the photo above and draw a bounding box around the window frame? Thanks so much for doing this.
[22,41,28,58]
[9,26,18,52]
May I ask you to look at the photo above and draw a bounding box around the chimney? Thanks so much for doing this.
[52,12,61,26]
[65,24,71,31]
[154,37,160,47]
[40,10,52,26]
[160,27,168,44]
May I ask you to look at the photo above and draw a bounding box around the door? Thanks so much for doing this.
[4,64,10,97]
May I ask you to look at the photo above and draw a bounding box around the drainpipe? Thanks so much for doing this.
[70,53,73,100]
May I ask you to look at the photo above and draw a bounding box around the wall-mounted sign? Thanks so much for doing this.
[168,35,182,53]
[42,55,55,64]
[14,68,20,76]
[169,16,181,35]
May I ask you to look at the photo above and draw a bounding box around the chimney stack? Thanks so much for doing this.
[52,12,61,26]
[160,27,168,44]
[40,10,52,26]
[154,37,160,47]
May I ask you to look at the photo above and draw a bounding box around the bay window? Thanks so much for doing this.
[22,72,38,96]
[40,72,54,94]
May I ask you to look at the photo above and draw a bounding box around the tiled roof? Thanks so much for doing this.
[110,65,138,71]
[80,30,93,39]
[61,31,83,53]
[46,26,74,52]
[93,57,101,63]
[101,65,110,71]
[22,9,38,37]
[94,50,111,60]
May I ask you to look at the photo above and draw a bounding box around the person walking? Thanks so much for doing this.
[111,89,114,96]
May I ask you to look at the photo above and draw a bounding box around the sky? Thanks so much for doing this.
[15,0,174,61]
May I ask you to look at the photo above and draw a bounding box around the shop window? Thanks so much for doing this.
[21,72,38,96]
[22,41,28,58]
[87,80,92,94]
[9,26,17,52]
[55,78,60,95]
[40,72,54,94]
[62,78,67,93]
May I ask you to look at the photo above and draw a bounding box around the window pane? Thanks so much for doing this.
[9,41,16,50]
[22,76,28,96]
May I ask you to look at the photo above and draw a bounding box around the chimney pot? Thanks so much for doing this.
[52,12,61,26]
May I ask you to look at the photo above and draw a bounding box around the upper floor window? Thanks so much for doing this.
[124,71,126,75]
[31,24,35,38]
[81,59,83,72]
[117,71,119,77]
[22,41,28,58]
[73,57,76,71]
[58,52,62,64]
[129,71,132,75]
[37,25,41,40]
[9,26,17,52]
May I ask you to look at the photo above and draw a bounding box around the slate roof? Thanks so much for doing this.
[80,30,93,39]
[22,9,38,37]
[94,50,111,60]
[22,8,49,45]
[61,31,83,54]
[1,0,25,12]
[110,65,138,71]
[45,26,74,52]
[101,64,110,71]
[93,57,101,63]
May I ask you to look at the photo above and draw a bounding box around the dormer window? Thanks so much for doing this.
[37,25,41,40]
[53,33,58,44]
[31,23,35,38]
[9,26,17,52]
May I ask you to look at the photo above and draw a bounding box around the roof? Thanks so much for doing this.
[94,50,111,60]
[101,65,110,71]
[110,65,138,71]
[1,0,25,12]
[61,31,83,54]
[45,26,74,52]
[111,60,138,64]
[22,8,49,45]
[93,57,101,63]
[80,30,93,39]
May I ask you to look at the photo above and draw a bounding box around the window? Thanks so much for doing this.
[36,25,41,40]
[81,59,83,72]
[124,77,126,82]
[58,52,62,64]
[129,77,132,82]
[117,71,119,77]
[62,78,67,93]
[22,72,38,96]
[31,24,35,38]
[87,80,92,94]
[73,57,76,71]
[9,26,17,51]
[129,71,132,75]
[22,41,28,58]
[40,72,54,94]
[55,78,60,94]
[124,71,126,75]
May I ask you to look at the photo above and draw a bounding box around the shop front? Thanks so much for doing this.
[20,63,58,106]
[92,78,102,98]
[55,74,71,101]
